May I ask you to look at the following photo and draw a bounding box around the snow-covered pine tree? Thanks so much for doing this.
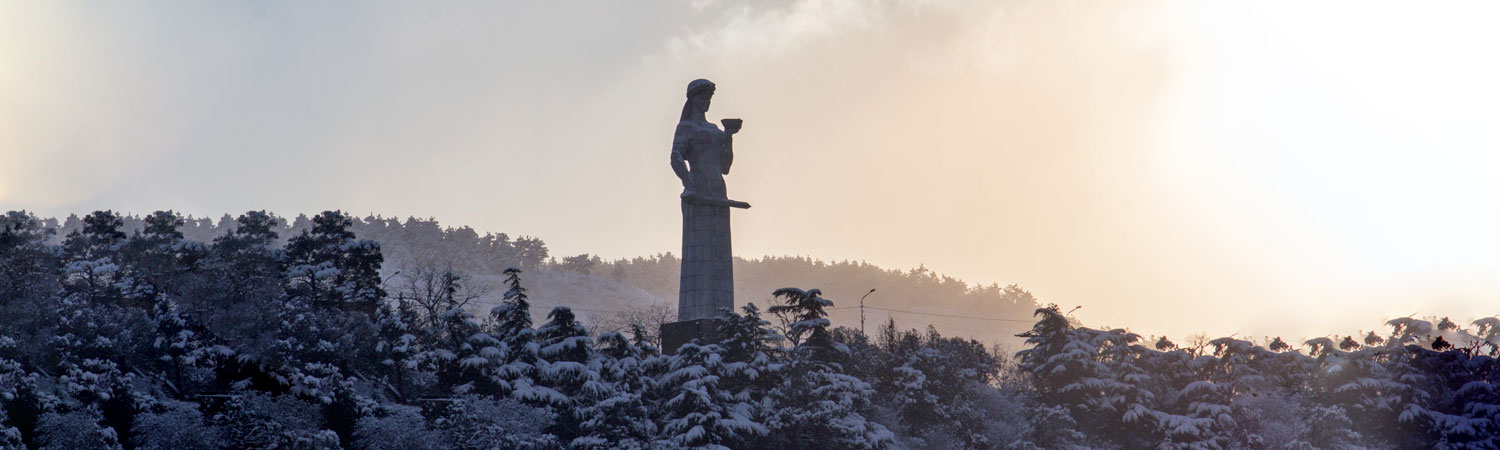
[1409,339,1499,449]
[51,215,153,446]
[714,303,781,434]
[33,407,122,450]
[60,211,127,305]
[0,211,59,327]
[1300,336,1411,448]
[578,331,656,449]
[534,306,596,441]
[0,409,21,450]
[371,300,427,403]
[211,393,340,450]
[129,400,219,450]
[351,405,445,450]
[419,269,494,396]
[764,288,891,450]
[283,211,384,316]
[1012,305,1100,449]
[1159,355,1234,449]
[869,322,1000,449]
[205,210,282,306]
[116,211,204,308]
[147,296,222,399]
[488,268,541,399]
[1207,337,1305,448]
[1080,327,1173,449]
[657,341,761,449]
[0,336,57,448]
[1448,328,1500,448]
[431,395,557,450]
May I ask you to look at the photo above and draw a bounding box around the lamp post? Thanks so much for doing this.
[860,288,876,336]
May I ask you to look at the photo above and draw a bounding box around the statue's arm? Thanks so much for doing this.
[671,124,693,192]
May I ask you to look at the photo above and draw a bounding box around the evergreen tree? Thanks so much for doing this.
[371,301,425,403]
[1014,305,1098,447]
[117,211,203,307]
[431,395,556,450]
[212,393,340,449]
[284,211,384,316]
[488,268,541,399]
[60,211,127,305]
[0,211,59,316]
[130,401,219,450]
[765,288,891,450]
[34,408,122,450]
[658,342,760,449]
[0,409,21,450]
[535,306,596,441]
[579,331,655,449]
[715,303,782,433]
[147,296,222,399]
[203,210,282,309]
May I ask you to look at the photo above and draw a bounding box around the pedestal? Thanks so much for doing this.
[660,318,721,355]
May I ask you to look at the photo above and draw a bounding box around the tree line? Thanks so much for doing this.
[0,210,1007,449]
[3,209,1498,449]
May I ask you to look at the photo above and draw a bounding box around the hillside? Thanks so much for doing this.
[12,209,1500,449]
[46,211,1041,348]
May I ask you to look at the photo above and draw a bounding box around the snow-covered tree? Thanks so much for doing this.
[432,395,556,450]
[1013,305,1098,448]
[116,211,204,307]
[147,296,223,399]
[204,210,282,306]
[371,301,427,403]
[284,211,384,316]
[60,211,127,306]
[715,303,781,432]
[212,393,340,450]
[352,405,444,450]
[0,211,60,332]
[34,408,122,450]
[764,288,891,450]
[0,409,21,450]
[658,342,761,449]
[487,268,541,398]
[577,331,656,449]
[130,401,219,450]
[525,307,591,438]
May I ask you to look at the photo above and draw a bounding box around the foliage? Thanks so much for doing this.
[2,209,1499,449]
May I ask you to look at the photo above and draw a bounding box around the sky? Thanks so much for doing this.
[4,1,1500,341]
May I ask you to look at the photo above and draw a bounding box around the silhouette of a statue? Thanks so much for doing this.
[669,78,749,327]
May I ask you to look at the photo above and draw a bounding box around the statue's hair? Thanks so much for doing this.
[680,79,715,122]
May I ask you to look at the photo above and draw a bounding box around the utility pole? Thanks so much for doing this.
[860,288,876,336]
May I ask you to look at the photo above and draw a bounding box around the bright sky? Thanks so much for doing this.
[4,1,1499,341]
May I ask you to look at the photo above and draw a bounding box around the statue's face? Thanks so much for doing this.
[691,90,713,114]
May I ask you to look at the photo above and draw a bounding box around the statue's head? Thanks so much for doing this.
[681,79,715,121]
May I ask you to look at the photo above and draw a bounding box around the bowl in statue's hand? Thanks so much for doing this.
[721,118,742,131]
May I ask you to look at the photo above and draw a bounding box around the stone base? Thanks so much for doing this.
[660,318,721,355]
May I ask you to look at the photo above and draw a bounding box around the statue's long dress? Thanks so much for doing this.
[674,120,734,321]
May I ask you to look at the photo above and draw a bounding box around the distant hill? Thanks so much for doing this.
[48,212,1041,348]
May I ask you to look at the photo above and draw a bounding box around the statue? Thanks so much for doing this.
[669,78,749,328]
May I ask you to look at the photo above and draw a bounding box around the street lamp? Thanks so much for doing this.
[860,288,876,336]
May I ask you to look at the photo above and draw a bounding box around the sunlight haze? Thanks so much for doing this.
[4,1,1499,342]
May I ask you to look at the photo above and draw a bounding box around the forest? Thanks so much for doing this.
[1,209,1498,449]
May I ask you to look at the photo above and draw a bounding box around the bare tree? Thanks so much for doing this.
[587,302,676,346]
[392,262,490,330]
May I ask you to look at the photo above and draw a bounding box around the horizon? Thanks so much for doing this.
[6,1,1500,342]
